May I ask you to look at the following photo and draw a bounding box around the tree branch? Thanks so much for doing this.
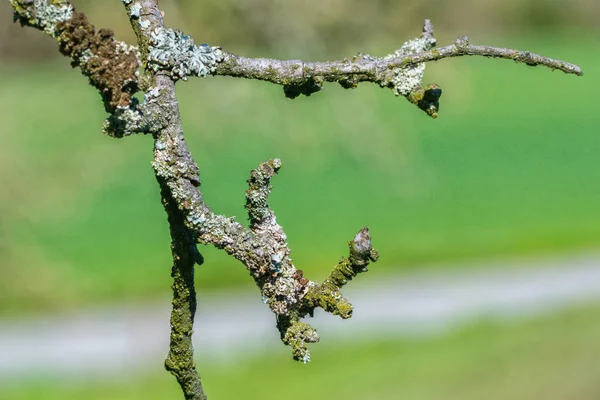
[9,1,585,398]
[122,1,208,399]
[162,188,207,400]
[303,228,380,319]
[245,158,282,230]
[214,36,582,86]
[146,19,582,118]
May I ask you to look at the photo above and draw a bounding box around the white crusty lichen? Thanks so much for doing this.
[114,41,140,59]
[102,103,146,137]
[76,48,95,65]
[144,86,161,103]
[15,0,74,36]
[388,37,435,96]
[129,2,141,18]
[270,251,284,269]
[139,19,150,29]
[148,27,223,80]
[362,36,435,96]
[186,211,207,226]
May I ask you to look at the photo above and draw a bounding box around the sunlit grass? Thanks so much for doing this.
[4,302,600,399]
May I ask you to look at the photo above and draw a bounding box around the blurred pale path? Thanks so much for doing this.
[1,251,600,381]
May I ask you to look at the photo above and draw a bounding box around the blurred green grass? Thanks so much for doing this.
[4,302,600,399]
[0,34,598,312]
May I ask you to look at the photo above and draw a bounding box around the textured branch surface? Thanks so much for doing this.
[10,1,585,399]
[120,1,208,399]
[162,190,206,400]
[215,37,583,84]
[304,228,380,319]
[213,33,581,118]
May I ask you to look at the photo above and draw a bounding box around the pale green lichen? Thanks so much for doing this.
[102,101,147,137]
[148,27,224,81]
[362,36,435,96]
[387,36,435,95]
[13,0,73,36]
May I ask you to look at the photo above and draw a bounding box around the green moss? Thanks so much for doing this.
[282,320,319,363]
[406,83,442,118]
[262,66,278,82]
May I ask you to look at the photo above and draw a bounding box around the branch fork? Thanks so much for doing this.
[10,0,584,398]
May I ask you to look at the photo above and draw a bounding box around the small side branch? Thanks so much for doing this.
[215,38,582,86]
[213,22,439,112]
[406,36,583,75]
[303,228,380,319]
[273,226,379,362]
[212,34,581,119]
[245,158,282,230]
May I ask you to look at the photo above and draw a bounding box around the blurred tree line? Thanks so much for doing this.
[1,0,596,61]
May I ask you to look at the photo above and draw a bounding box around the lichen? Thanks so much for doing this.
[12,0,74,36]
[102,100,147,137]
[361,36,435,96]
[129,2,141,18]
[148,27,223,81]
[282,321,320,363]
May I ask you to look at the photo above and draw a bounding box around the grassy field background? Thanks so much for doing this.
[3,302,599,399]
[0,34,598,313]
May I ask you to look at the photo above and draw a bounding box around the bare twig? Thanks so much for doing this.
[215,38,582,86]
[212,30,581,118]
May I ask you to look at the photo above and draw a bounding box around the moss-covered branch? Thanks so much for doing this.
[162,188,207,400]
[303,228,380,319]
